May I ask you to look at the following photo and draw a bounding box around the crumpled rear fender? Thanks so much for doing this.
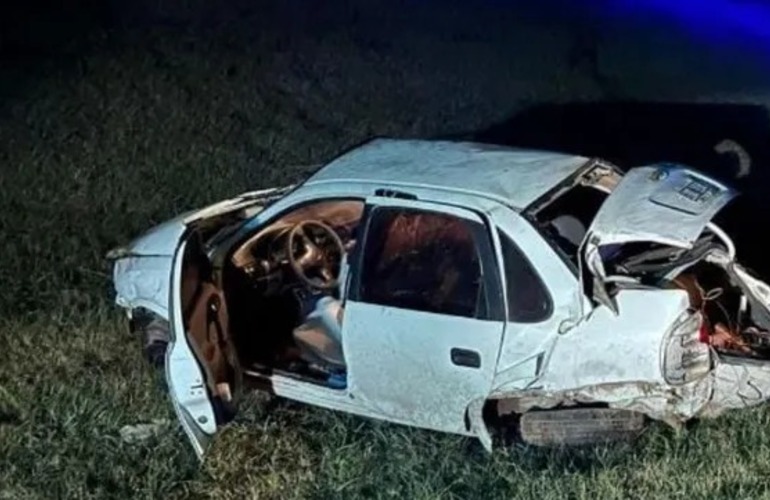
[493,378,713,430]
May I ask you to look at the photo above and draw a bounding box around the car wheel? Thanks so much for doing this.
[519,407,646,447]
[130,310,170,369]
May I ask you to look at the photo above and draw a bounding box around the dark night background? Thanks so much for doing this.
[2,0,770,497]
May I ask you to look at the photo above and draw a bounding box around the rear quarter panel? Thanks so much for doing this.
[539,288,691,391]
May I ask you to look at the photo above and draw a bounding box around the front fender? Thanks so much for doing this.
[113,255,174,320]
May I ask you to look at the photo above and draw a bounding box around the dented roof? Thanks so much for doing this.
[304,139,590,210]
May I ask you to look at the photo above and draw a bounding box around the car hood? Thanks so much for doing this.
[112,212,195,257]
[107,185,295,258]
[580,164,738,312]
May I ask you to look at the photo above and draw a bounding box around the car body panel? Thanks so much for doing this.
[112,213,195,258]
[540,289,689,391]
[489,205,584,394]
[304,139,591,210]
[341,197,505,435]
[113,256,174,319]
[343,302,504,434]
[244,369,482,438]
[584,164,737,249]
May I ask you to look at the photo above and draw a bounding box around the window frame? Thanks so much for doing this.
[495,227,554,323]
[347,202,504,321]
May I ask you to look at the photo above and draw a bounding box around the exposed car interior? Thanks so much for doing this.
[222,199,365,386]
[597,232,770,362]
[531,184,610,265]
[358,207,484,318]
[179,235,240,417]
[528,163,770,362]
[526,164,621,266]
[178,197,496,391]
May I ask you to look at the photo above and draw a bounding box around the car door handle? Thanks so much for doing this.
[450,348,481,368]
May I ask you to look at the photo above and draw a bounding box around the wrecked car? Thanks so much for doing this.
[108,138,770,458]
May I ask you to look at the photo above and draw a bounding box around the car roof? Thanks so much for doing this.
[303,138,591,210]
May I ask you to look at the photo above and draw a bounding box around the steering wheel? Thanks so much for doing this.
[287,220,346,290]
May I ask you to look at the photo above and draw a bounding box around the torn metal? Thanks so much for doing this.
[494,162,770,431]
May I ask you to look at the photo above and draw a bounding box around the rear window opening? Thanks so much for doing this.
[531,184,610,265]
[526,162,622,267]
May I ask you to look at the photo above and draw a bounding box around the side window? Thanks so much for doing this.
[358,207,487,318]
[497,230,552,323]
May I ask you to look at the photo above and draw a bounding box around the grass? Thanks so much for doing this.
[1,1,770,498]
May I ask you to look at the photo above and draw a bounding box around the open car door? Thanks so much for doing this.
[166,234,241,459]
[110,186,296,458]
[166,190,296,458]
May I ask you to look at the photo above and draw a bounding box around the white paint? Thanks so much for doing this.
[342,200,505,435]
[584,165,737,250]
[244,369,478,438]
[113,256,173,319]
[115,214,191,257]
[304,139,590,210]
[540,289,690,390]
[165,238,218,460]
[490,207,582,393]
[342,302,504,435]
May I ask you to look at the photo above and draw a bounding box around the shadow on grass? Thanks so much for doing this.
[454,101,770,277]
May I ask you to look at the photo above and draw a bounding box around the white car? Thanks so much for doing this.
[109,138,770,459]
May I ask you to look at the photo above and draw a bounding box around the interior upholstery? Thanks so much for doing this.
[550,214,587,247]
[292,296,346,370]
[185,282,238,398]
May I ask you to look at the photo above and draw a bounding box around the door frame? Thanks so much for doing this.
[166,235,219,459]
[346,195,506,321]
[338,195,507,434]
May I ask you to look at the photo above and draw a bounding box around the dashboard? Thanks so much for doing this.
[230,220,356,293]
[227,200,365,293]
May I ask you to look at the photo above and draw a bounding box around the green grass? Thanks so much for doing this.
[2,2,770,498]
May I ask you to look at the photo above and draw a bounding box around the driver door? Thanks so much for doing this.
[341,197,506,435]
[167,233,240,459]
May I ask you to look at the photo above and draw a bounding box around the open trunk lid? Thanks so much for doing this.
[580,164,738,312]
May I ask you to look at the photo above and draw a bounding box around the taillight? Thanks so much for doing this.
[662,309,713,385]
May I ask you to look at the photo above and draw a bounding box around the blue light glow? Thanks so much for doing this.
[609,0,770,45]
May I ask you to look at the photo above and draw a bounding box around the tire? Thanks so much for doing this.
[130,310,170,369]
[519,408,646,447]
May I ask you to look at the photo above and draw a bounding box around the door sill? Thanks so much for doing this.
[245,362,347,390]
